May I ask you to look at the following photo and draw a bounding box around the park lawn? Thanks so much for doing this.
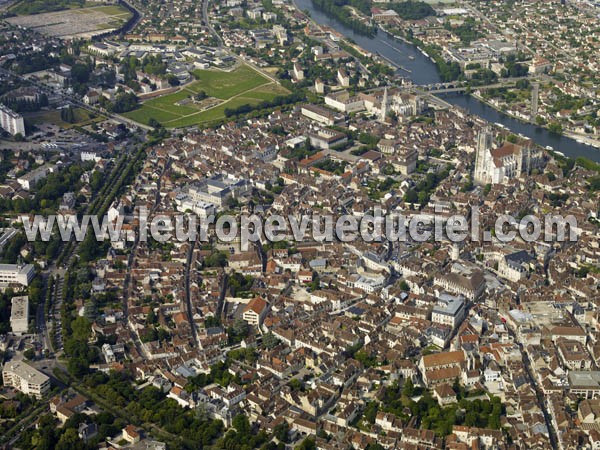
[139,89,200,116]
[240,83,290,101]
[123,105,181,125]
[72,108,98,124]
[27,110,64,126]
[190,65,271,99]
[162,84,291,129]
[11,0,81,15]
[162,97,258,128]
[123,64,290,128]
[123,87,204,123]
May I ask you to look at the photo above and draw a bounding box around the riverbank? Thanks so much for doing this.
[470,91,532,128]
[376,22,600,152]
[564,131,600,150]
[294,0,600,162]
[471,92,600,150]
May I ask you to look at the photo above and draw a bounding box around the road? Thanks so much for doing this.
[36,283,52,354]
[202,0,223,47]
[506,321,558,449]
[216,271,229,320]
[183,238,199,346]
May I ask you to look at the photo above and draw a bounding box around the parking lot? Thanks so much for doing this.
[6,5,132,39]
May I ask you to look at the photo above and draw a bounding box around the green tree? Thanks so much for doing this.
[24,348,36,360]
[295,438,316,450]
[232,414,251,435]
[548,122,563,135]
[55,428,85,450]
[403,378,415,397]
[273,421,289,443]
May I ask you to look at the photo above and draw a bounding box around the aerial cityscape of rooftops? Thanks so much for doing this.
[0,0,598,448]
[21,208,580,248]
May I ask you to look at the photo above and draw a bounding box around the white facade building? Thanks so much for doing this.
[0,264,35,288]
[17,164,55,191]
[431,294,466,330]
[324,90,365,113]
[2,361,50,398]
[0,104,25,136]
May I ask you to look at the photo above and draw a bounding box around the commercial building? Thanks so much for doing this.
[10,295,28,335]
[0,264,35,288]
[2,361,50,398]
[0,103,25,136]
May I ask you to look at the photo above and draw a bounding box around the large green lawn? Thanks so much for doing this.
[123,64,290,128]
[189,65,271,99]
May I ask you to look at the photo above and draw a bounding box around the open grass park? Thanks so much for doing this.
[123,64,290,129]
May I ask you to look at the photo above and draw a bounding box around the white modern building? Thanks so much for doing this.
[0,104,25,136]
[0,264,35,288]
[10,295,28,335]
[2,361,50,398]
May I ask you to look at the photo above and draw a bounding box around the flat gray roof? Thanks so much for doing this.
[569,371,600,388]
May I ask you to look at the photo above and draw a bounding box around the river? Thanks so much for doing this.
[295,0,600,162]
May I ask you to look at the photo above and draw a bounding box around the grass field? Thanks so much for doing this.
[123,64,290,128]
[189,65,273,99]
[27,108,102,128]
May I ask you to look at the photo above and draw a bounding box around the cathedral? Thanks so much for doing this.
[474,128,541,185]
